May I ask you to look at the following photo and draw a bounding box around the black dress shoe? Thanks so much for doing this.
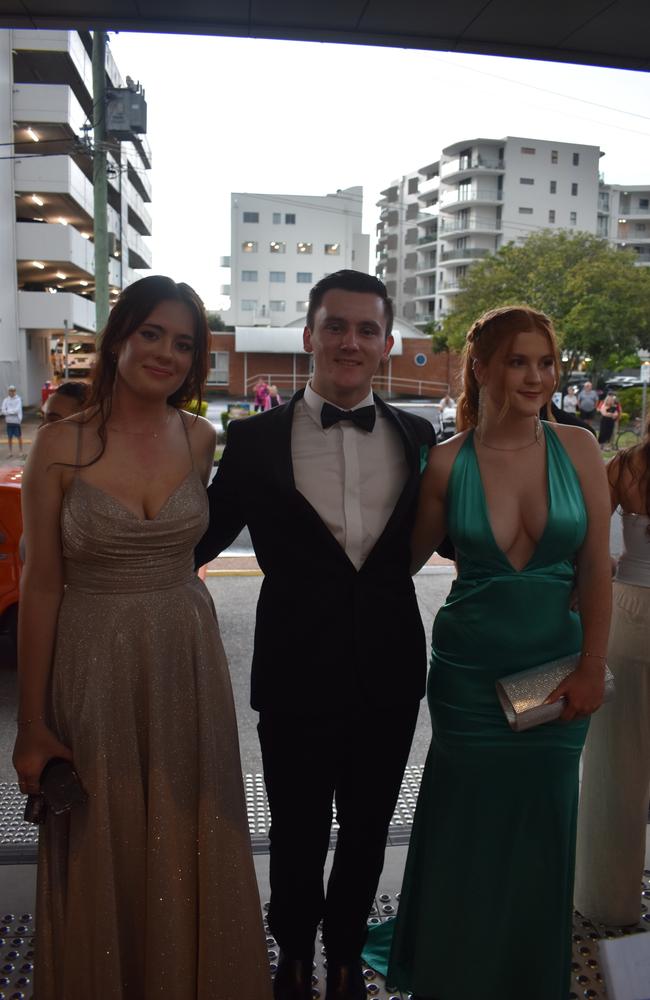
[325,959,366,1000]
[273,951,314,1000]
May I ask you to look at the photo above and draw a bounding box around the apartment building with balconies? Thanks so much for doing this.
[222,187,370,327]
[0,29,152,403]
[378,136,604,325]
[598,184,650,266]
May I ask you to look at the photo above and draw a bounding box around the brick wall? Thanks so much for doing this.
[208,332,462,401]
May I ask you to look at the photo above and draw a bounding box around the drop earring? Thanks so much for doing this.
[477,384,486,441]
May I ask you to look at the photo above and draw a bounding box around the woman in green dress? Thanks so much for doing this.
[363,306,612,1000]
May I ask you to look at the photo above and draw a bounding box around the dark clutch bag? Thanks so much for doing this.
[23,757,88,825]
[496,654,615,733]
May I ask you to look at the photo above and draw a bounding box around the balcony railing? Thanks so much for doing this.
[440,247,491,263]
[440,157,504,178]
[418,233,438,245]
[439,218,501,235]
[439,281,462,292]
[440,187,502,207]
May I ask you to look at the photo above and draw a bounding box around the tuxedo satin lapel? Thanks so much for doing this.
[276,389,355,570]
[360,396,424,571]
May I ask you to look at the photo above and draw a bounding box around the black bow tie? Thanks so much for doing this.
[321,402,376,432]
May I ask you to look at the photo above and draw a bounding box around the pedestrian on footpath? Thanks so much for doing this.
[577,381,599,426]
[195,270,445,1000]
[1,385,24,458]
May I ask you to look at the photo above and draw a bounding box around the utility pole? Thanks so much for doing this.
[92,30,110,333]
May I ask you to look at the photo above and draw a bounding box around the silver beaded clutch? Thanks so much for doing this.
[496,654,615,732]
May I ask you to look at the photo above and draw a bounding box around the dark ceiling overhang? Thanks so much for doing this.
[1,1,649,73]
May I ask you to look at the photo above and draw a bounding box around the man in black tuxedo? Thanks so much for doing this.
[195,270,435,1000]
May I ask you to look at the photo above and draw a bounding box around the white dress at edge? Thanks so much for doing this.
[574,511,650,925]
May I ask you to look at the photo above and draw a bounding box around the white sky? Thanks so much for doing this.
[108,32,650,310]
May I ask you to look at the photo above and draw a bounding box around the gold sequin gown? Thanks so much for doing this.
[35,468,272,1000]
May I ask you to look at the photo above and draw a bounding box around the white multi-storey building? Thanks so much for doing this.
[377,136,604,325]
[0,30,152,403]
[598,184,650,266]
[223,187,370,327]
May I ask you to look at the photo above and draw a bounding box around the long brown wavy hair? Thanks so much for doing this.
[456,305,561,431]
[609,415,650,535]
[76,275,211,467]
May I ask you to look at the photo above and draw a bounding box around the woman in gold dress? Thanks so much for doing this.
[13,276,271,1000]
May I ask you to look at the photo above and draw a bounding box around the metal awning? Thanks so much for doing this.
[1,1,649,72]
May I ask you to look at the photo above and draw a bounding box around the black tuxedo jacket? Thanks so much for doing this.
[195,390,435,714]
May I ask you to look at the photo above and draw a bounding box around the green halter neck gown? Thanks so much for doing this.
[363,424,590,1000]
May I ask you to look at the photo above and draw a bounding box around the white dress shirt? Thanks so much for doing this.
[291,383,409,570]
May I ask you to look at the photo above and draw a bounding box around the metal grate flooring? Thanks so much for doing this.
[2,770,650,998]
[0,767,427,863]
[1,880,649,999]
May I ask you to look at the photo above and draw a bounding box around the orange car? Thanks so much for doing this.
[0,466,23,650]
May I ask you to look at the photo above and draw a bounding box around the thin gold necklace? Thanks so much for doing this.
[108,407,173,439]
[477,418,542,452]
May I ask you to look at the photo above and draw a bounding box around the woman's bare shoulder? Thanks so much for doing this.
[430,429,471,467]
[180,410,217,445]
[547,421,600,465]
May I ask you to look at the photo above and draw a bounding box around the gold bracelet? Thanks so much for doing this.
[581,652,607,661]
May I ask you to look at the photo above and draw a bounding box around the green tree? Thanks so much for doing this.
[440,230,650,382]
[206,310,227,331]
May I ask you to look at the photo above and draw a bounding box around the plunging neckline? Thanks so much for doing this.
[469,427,552,574]
[70,469,197,523]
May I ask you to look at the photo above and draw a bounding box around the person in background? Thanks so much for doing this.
[253,378,270,412]
[577,381,599,425]
[575,415,650,926]
[268,385,283,409]
[597,392,621,450]
[562,385,578,414]
[1,385,24,458]
[41,381,89,424]
[437,393,455,411]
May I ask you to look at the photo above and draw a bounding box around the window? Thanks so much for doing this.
[270,300,285,312]
[297,241,312,254]
[296,272,312,283]
[242,241,257,253]
[635,223,647,232]
[640,198,649,209]
[285,213,296,224]
[243,211,259,223]
[270,241,286,253]
[571,183,578,196]
[520,177,535,185]
[208,351,229,386]
[241,299,257,311]
[272,212,281,224]
[550,180,557,194]
[241,270,258,281]
[521,146,536,155]
[572,152,580,166]
[518,207,533,214]
[551,149,558,164]
[408,177,419,194]
[270,271,285,282]
[570,211,577,225]
[296,300,309,311]
[324,243,340,255]
[548,210,556,223]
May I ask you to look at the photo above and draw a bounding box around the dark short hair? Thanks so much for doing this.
[306,270,394,338]
[54,381,89,406]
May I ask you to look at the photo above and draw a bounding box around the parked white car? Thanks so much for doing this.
[66,340,96,376]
